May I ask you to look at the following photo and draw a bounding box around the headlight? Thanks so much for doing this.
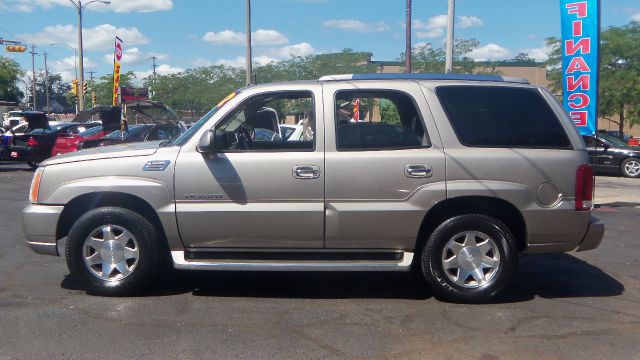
[29,166,45,204]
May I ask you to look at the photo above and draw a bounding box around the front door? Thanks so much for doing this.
[175,86,325,248]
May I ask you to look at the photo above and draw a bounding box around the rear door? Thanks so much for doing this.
[322,80,446,250]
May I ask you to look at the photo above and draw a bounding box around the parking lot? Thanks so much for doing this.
[0,162,639,360]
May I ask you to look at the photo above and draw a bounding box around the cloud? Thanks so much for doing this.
[202,29,289,46]
[264,42,315,58]
[632,12,640,22]
[414,14,483,38]
[135,64,184,79]
[103,47,167,66]
[49,55,97,81]
[457,16,483,29]
[518,46,551,62]
[1,0,171,13]
[467,43,511,61]
[192,57,215,67]
[18,24,149,51]
[323,19,390,33]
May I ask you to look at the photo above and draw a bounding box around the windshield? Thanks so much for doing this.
[163,89,241,147]
[599,133,631,148]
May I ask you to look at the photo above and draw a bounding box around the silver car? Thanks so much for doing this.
[23,73,604,303]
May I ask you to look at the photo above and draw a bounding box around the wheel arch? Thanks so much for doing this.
[56,191,167,245]
[415,196,527,254]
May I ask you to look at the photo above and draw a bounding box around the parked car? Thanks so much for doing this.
[583,133,640,178]
[23,73,603,303]
[8,112,97,168]
[2,111,26,129]
[79,123,186,149]
[51,106,123,156]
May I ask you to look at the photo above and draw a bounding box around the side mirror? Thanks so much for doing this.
[196,129,216,153]
[602,143,610,151]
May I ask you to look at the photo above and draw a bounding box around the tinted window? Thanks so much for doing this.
[436,86,571,149]
[79,126,103,137]
[335,90,428,151]
[104,125,152,139]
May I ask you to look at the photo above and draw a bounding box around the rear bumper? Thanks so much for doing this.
[22,204,64,256]
[575,216,605,252]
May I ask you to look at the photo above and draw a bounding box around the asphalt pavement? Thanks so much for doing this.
[0,162,639,359]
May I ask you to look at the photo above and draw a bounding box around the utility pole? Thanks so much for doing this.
[245,0,252,85]
[405,0,412,73]
[445,0,455,73]
[29,44,37,111]
[43,51,50,113]
[88,70,95,82]
[70,0,111,111]
[149,56,158,98]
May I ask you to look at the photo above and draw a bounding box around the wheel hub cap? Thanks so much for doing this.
[83,225,139,281]
[441,231,501,289]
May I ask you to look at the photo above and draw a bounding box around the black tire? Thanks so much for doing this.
[26,161,39,169]
[421,214,517,303]
[65,207,161,296]
[621,158,640,178]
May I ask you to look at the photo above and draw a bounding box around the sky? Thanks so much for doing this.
[1,0,639,84]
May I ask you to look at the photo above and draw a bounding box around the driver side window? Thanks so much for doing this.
[214,91,315,151]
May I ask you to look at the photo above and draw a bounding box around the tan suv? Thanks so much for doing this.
[22,73,604,303]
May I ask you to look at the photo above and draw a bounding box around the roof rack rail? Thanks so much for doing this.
[318,73,530,84]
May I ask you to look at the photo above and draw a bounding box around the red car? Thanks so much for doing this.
[51,105,122,156]
[51,125,112,156]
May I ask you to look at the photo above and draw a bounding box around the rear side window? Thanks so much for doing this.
[436,86,571,149]
[335,90,428,151]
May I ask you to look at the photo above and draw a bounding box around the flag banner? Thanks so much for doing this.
[113,36,123,106]
[560,0,599,136]
[353,98,360,121]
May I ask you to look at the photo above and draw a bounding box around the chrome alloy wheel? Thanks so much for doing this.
[82,225,140,281]
[441,231,500,289]
[624,159,640,177]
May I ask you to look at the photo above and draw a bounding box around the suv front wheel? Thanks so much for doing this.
[421,214,517,303]
[65,206,161,296]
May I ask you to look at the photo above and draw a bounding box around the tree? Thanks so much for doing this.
[546,23,640,136]
[0,57,24,103]
[397,38,500,74]
[599,22,640,136]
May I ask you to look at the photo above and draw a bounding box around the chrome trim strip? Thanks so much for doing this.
[171,250,414,272]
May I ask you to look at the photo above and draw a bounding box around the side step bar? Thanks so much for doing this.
[171,250,414,272]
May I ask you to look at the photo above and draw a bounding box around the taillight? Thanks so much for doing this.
[575,164,594,211]
[27,137,39,147]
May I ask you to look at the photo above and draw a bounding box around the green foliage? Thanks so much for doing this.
[380,100,401,125]
[0,57,24,103]
[546,22,640,133]
[599,22,640,131]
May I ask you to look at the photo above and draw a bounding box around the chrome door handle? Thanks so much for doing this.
[405,164,432,178]
[293,165,320,179]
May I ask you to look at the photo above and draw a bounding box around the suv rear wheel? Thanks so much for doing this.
[421,214,517,303]
[65,207,161,296]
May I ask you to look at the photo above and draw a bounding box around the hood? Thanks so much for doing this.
[124,100,179,125]
[24,112,49,130]
[43,140,163,166]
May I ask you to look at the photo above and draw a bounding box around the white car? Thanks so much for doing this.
[279,124,304,141]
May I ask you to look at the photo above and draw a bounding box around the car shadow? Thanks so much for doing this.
[62,253,623,302]
[498,253,624,303]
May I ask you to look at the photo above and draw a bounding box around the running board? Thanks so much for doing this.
[171,250,414,272]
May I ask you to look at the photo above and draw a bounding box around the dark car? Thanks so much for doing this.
[79,123,185,149]
[583,133,640,178]
[9,113,97,168]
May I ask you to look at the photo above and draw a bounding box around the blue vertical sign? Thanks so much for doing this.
[560,0,600,136]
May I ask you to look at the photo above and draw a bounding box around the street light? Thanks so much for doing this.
[50,42,77,81]
[69,0,110,111]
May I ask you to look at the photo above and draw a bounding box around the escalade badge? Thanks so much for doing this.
[143,160,171,171]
